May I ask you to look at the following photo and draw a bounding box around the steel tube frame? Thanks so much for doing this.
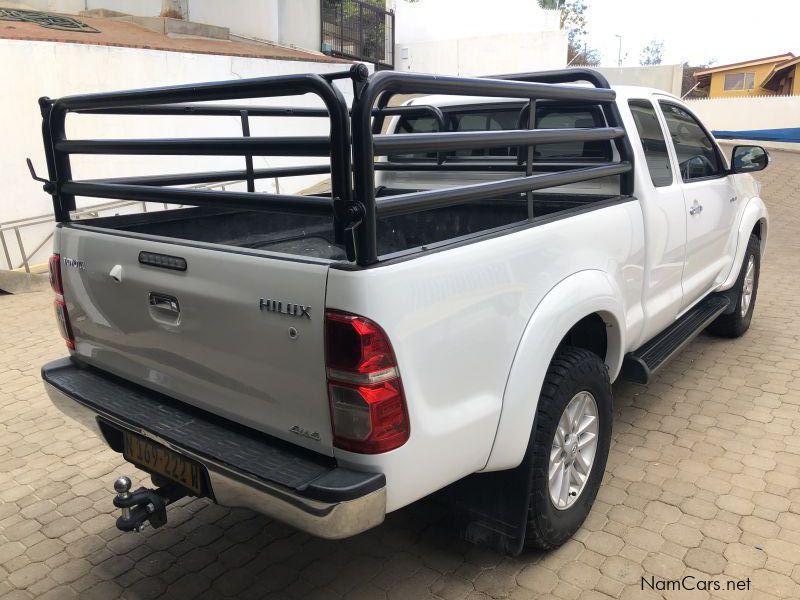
[350,70,631,265]
[63,182,333,216]
[373,127,624,155]
[375,163,632,218]
[39,66,634,268]
[55,137,331,156]
[41,71,353,227]
[92,165,332,187]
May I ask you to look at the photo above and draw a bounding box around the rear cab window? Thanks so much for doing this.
[392,104,613,162]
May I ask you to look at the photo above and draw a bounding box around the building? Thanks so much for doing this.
[1,0,396,68]
[0,3,370,275]
[589,64,684,96]
[694,53,800,98]
[393,0,566,76]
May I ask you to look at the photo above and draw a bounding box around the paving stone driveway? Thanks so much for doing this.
[1,151,800,600]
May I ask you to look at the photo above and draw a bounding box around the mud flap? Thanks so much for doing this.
[441,454,534,556]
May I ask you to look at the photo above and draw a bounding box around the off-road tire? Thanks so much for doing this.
[524,347,613,551]
[707,234,760,338]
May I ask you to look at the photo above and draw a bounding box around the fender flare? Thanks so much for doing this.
[483,269,626,471]
[720,196,769,291]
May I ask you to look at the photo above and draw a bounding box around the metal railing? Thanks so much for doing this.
[2,180,243,273]
[36,65,634,268]
[321,0,394,69]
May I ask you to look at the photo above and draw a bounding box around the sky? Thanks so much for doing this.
[582,0,798,68]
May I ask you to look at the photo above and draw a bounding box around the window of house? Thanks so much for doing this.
[628,100,672,187]
[658,102,722,181]
[723,72,755,91]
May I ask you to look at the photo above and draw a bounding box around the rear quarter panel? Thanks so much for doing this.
[326,200,645,511]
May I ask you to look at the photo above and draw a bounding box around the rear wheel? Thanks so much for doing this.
[525,347,612,550]
[707,234,760,338]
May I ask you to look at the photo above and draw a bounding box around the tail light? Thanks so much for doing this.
[325,310,409,453]
[49,254,75,350]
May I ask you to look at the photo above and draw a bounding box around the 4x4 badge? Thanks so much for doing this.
[258,298,311,319]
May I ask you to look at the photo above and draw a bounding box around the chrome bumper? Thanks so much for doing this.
[44,380,386,539]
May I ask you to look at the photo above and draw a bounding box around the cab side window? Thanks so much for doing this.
[658,102,722,181]
[628,100,672,187]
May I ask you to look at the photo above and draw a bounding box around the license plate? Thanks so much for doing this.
[123,432,204,496]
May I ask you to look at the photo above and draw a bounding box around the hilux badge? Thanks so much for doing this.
[289,425,321,441]
[258,298,311,319]
[62,256,86,270]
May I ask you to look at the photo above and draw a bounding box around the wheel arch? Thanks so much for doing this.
[483,270,626,472]
[721,197,769,290]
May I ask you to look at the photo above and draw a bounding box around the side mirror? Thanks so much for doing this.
[731,145,769,173]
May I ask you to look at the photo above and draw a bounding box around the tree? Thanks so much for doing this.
[538,0,600,67]
[639,40,664,66]
[681,61,715,98]
[160,0,186,19]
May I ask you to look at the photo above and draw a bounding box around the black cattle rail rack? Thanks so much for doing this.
[35,65,633,266]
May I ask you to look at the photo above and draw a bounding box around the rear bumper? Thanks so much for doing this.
[42,358,386,539]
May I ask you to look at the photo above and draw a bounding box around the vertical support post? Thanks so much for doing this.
[603,101,635,196]
[43,100,75,222]
[526,98,536,220]
[0,230,12,270]
[358,2,363,60]
[390,9,395,68]
[351,80,379,266]
[14,228,29,273]
[239,110,255,193]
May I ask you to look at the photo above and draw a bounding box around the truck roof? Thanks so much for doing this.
[405,85,680,109]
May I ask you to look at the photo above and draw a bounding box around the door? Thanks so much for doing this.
[58,227,335,455]
[627,99,688,342]
[658,101,738,311]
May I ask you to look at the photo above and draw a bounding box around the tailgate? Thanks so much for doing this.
[57,226,333,455]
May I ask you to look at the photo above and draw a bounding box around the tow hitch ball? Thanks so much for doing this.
[113,476,186,532]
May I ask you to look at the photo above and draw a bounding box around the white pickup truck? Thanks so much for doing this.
[37,67,768,554]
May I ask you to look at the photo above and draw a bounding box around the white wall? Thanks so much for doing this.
[2,0,323,52]
[686,95,800,132]
[277,0,320,51]
[0,0,161,15]
[87,0,161,16]
[0,39,363,269]
[592,64,683,96]
[396,30,567,76]
[393,0,565,76]
[187,0,280,43]
[393,0,560,43]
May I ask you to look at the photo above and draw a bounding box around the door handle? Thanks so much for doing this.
[148,292,180,313]
[689,202,703,216]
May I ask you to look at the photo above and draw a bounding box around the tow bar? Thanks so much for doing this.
[113,476,187,532]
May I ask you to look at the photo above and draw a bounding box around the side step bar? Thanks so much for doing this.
[621,295,730,384]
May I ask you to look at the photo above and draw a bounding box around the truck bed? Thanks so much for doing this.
[79,191,619,261]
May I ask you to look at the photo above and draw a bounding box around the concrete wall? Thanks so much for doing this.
[3,0,323,52]
[186,0,280,44]
[686,95,800,131]
[592,64,683,96]
[1,0,161,16]
[396,30,567,76]
[393,0,565,76]
[277,0,320,50]
[87,0,161,16]
[0,38,364,269]
[394,0,560,44]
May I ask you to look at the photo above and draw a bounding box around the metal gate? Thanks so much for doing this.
[321,0,394,69]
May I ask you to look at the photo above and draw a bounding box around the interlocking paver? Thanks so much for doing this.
[2,149,800,597]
